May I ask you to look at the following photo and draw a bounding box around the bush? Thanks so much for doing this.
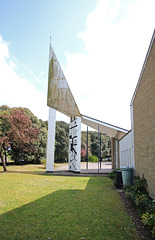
[125,175,155,237]
[88,155,98,162]
[134,194,152,214]
[125,175,149,205]
[134,175,149,195]
[141,211,155,237]
[109,170,116,180]
[142,201,155,237]
[109,168,121,181]
[125,185,137,201]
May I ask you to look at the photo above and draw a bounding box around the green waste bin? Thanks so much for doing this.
[115,170,123,188]
[121,167,133,186]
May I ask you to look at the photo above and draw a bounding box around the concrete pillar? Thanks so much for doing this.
[68,116,81,172]
[46,107,56,172]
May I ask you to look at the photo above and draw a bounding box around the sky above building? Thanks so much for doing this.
[0,0,154,130]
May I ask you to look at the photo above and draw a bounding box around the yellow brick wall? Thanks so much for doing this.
[133,40,155,199]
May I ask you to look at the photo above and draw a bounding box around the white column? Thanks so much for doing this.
[46,107,56,172]
[68,116,81,172]
[76,117,81,172]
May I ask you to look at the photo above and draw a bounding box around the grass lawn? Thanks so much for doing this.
[0,164,140,240]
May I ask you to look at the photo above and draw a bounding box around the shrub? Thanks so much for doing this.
[109,168,121,181]
[109,170,116,180]
[134,175,148,195]
[141,211,155,237]
[88,155,98,162]
[134,194,152,214]
[125,175,155,237]
[125,185,137,200]
[125,175,149,206]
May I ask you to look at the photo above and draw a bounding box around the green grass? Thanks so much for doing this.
[0,165,140,240]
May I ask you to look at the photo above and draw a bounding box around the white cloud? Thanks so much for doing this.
[64,0,155,129]
[1,0,154,127]
[0,36,9,58]
[0,37,48,120]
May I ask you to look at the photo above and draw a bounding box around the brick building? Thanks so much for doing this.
[120,30,155,199]
[131,29,155,199]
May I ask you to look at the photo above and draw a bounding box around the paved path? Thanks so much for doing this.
[50,162,112,176]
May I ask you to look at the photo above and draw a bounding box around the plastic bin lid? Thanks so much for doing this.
[121,167,133,171]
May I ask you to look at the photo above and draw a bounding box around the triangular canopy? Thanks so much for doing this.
[47,44,81,117]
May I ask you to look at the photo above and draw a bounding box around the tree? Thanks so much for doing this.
[8,108,40,163]
[90,133,98,156]
[21,109,48,163]
[81,139,86,161]
[81,148,86,161]
[33,121,47,163]
[82,131,111,159]
[0,137,8,171]
[55,121,69,162]
[0,106,49,166]
[0,106,40,169]
[0,107,11,171]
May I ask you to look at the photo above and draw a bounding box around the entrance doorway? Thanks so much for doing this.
[80,128,112,173]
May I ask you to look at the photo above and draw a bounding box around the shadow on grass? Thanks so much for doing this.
[0,177,139,240]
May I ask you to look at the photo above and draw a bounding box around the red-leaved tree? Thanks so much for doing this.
[0,108,40,171]
[8,108,40,163]
[81,148,86,161]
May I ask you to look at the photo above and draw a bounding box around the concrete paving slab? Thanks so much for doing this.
[46,162,113,177]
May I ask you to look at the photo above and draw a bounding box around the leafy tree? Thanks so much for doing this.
[22,109,48,163]
[90,133,98,156]
[0,106,49,166]
[81,131,111,160]
[81,139,86,161]
[7,108,40,163]
[55,121,69,162]
[81,139,86,150]
[57,121,69,133]
[33,122,47,163]
[0,107,10,171]
[0,106,41,168]
[81,148,86,161]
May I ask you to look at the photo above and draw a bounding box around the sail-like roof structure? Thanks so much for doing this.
[47,44,81,117]
[47,44,128,139]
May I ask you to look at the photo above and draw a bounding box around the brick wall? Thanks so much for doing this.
[133,39,155,199]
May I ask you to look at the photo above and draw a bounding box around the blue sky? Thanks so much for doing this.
[0,0,97,90]
[0,0,155,129]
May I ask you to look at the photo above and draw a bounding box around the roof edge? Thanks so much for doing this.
[81,114,128,133]
[130,29,155,106]
[119,129,131,141]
